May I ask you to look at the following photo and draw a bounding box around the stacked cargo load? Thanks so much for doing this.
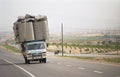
[25,17,35,41]
[13,21,26,43]
[13,14,49,44]
[25,22,35,41]
[34,15,49,40]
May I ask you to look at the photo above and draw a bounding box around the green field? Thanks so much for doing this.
[61,56,120,63]
[0,44,20,53]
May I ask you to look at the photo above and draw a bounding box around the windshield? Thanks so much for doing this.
[27,43,45,50]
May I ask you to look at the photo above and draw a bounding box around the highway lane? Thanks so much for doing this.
[0,49,120,77]
[0,59,30,77]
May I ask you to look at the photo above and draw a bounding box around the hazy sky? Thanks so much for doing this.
[0,0,120,34]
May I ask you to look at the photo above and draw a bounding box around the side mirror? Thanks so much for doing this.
[46,43,49,47]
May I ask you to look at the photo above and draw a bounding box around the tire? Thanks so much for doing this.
[25,58,30,64]
[27,60,30,64]
[25,58,27,64]
[39,59,42,63]
[43,58,46,63]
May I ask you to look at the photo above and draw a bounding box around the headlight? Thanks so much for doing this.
[42,52,46,56]
[27,54,32,58]
[27,53,32,55]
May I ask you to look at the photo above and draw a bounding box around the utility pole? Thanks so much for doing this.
[116,36,119,55]
[61,23,64,56]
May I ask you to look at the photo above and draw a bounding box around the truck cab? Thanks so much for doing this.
[22,41,47,64]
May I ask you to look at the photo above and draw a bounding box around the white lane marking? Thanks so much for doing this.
[78,67,85,70]
[94,70,103,74]
[3,59,36,77]
[66,65,72,67]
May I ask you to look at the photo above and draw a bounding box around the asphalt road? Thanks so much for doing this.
[0,49,120,77]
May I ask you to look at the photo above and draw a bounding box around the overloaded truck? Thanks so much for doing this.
[13,14,49,64]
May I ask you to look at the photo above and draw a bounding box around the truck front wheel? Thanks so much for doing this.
[25,58,30,64]
[39,59,42,63]
[43,58,46,63]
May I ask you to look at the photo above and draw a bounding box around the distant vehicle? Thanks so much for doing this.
[13,14,49,64]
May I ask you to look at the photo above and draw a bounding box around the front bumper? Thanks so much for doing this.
[27,52,46,60]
